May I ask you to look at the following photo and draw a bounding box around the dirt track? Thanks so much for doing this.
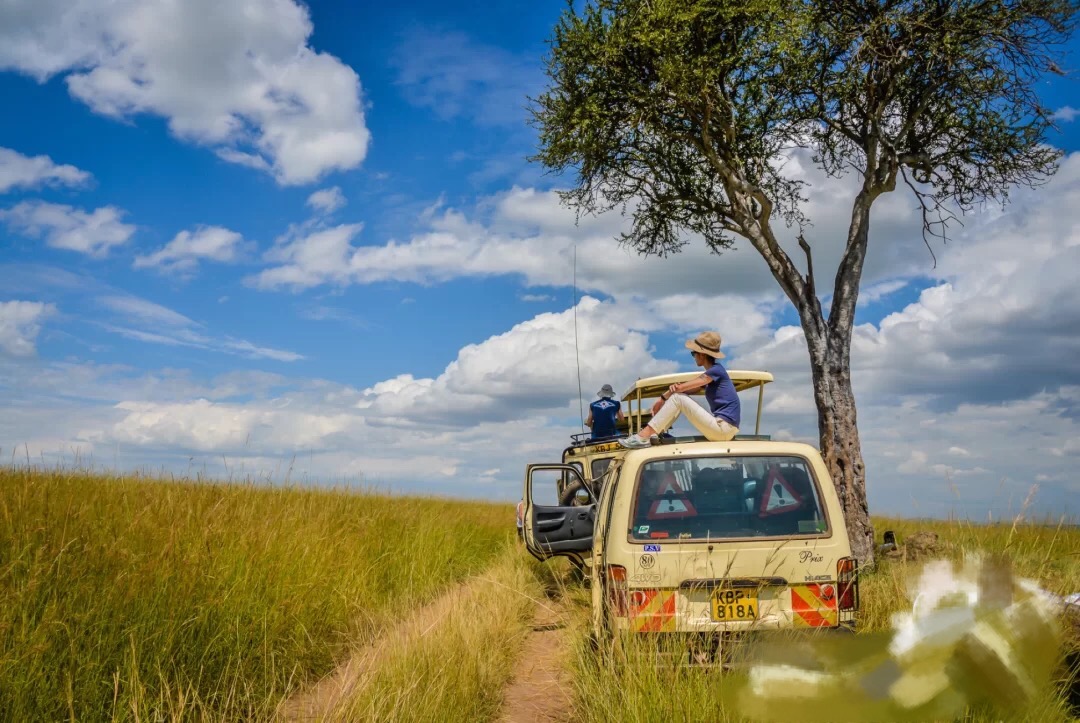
[277,560,577,723]
[497,596,575,723]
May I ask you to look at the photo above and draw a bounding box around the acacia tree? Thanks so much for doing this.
[531,0,1075,564]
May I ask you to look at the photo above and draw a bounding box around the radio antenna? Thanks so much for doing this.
[573,242,585,433]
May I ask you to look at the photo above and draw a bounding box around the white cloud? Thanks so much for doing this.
[735,153,1080,409]
[95,293,302,362]
[0,0,369,185]
[0,300,55,357]
[858,279,908,306]
[96,398,359,452]
[101,324,303,363]
[245,155,932,305]
[134,226,248,274]
[520,294,553,302]
[0,201,134,256]
[247,223,365,291]
[1052,106,1079,123]
[0,146,91,193]
[359,295,677,425]
[98,295,195,328]
[306,187,346,214]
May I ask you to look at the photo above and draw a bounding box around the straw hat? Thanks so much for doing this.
[685,331,725,359]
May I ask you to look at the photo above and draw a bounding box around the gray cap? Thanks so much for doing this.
[597,384,615,398]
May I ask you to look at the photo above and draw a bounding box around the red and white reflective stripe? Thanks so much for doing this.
[791,584,838,627]
[628,589,677,632]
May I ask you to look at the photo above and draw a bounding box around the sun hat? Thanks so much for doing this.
[597,384,616,398]
[685,331,726,359]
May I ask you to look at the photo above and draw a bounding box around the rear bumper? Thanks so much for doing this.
[614,617,856,634]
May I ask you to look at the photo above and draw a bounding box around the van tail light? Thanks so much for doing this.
[606,565,628,616]
[837,557,858,612]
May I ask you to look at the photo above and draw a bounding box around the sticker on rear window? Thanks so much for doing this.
[643,544,661,552]
[637,525,650,534]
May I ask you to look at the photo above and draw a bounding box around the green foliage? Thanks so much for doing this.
[532,0,1076,257]
[0,468,512,721]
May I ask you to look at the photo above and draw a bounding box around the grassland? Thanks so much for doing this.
[0,467,514,721]
[4,467,1078,723]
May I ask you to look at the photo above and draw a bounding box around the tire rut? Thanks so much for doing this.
[275,581,472,722]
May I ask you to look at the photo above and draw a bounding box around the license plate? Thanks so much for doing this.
[711,588,758,621]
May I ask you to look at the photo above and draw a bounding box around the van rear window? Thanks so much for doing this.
[629,455,828,540]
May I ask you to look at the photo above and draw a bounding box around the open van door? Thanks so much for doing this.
[523,463,595,565]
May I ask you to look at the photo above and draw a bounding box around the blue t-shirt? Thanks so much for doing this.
[704,363,741,428]
[589,398,620,438]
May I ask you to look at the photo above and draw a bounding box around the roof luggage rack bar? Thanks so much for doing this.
[569,432,625,445]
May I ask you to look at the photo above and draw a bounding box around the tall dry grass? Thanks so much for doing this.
[332,547,545,722]
[0,467,513,721]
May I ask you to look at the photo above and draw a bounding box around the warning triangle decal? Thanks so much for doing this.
[657,473,683,495]
[758,466,803,516]
[647,496,697,519]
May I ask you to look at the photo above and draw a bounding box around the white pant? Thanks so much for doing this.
[649,394,739,441]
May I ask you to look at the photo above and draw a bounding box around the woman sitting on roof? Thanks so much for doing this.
[620,331,740,449]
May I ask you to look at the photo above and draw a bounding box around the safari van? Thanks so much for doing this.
[522,371,858,640]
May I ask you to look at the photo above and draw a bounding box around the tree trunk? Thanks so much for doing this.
[805,328,874,566]
[737,177,881,568]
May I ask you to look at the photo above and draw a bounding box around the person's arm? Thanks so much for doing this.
[616,408,625,422]
[585,411,593,428]
[663,373,711,400]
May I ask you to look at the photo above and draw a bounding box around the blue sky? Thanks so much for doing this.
[2,0,1080,521]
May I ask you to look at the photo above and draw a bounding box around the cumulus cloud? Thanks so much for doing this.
[0,300,55,357]
[360,295,676,425]
[306,187,346,214]
[95,398,360,452]
[134,226,248,274]
[247,223,365,291]
[0,146,91,193]
[0,201,134,256]
[0,0,369,185]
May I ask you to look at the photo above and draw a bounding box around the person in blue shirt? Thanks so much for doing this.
[585,384,624,439]
[620,331,740,449]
